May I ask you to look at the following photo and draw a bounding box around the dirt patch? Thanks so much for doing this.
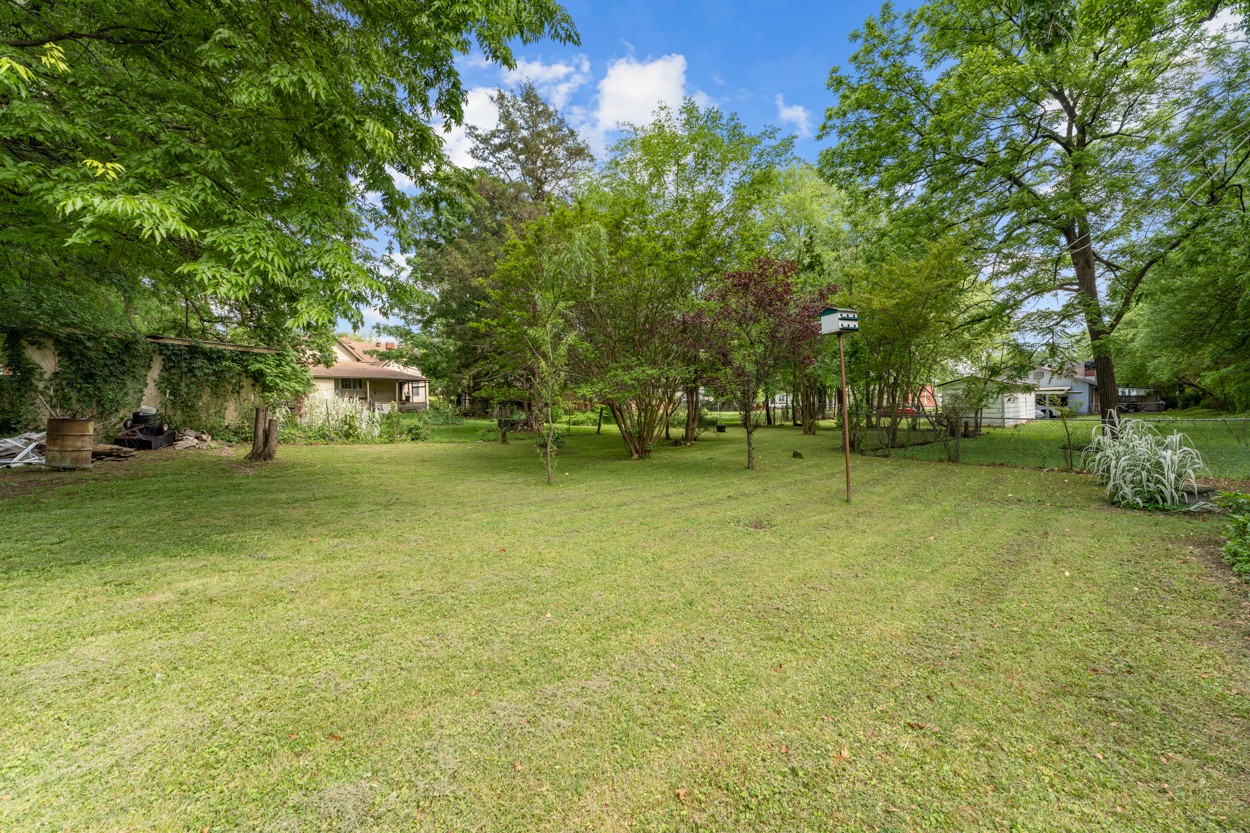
[0,458,138,501]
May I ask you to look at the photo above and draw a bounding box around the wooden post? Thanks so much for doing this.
[365,379,371,404]
[838,331,852,504]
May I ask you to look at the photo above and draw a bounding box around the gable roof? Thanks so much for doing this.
[309,337,428,381]
[308,361,426,381]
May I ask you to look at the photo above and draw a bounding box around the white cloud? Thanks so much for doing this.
[386,165,416,192]
[595,54,689,132]
[578,53,715,153]
[774,94,812,138]
[502,55,592,109]
[440,86,499,168]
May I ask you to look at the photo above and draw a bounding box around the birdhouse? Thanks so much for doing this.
[819,307,860,335]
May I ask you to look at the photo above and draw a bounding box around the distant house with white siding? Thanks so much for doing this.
[308,338,429,411]
[936,377,1036,427]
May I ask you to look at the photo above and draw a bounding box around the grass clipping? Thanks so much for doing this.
[1083,414,1207,509]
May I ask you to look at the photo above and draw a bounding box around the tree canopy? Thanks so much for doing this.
[820,0,1250,418]
[1,0,578,334]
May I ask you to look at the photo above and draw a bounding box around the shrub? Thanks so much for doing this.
[1218,492,1250,578]
[1082,415,1206,509]
[379,409,405,443]
[297,397,381,442]
[477,426,500,442]
[561,409,600,426]
[407,415,431,442]
[535,427,566,450]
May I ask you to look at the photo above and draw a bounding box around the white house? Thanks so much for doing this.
[308,338,429,411]
[936,377,1036,427]
[1025,365,1096,415]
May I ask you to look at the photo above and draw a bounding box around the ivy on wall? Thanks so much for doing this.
[49,331,152,423]
[0,331,43,434]
[155,343,247,430]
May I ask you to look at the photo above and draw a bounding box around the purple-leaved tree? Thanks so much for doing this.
[684,258,833,469]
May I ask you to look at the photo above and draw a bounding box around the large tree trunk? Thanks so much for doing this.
[683,383,700,443]
[245,406,279,462]
[247,406,267,460]
[1067,220,1120,421]
[261,417,279,460]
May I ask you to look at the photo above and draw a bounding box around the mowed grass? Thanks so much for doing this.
[2,427,1249,832]
[875,417,1250,480]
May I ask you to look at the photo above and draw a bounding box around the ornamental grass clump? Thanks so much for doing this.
[1083,415,1206,509]
[297,396,381,442]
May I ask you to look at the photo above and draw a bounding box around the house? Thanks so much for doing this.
[1025,365,1096,415]
[1026,364,1164,415]
[936,377,1036,427]
[308,338,429,411]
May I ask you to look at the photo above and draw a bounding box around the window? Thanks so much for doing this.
[338,378,364,392]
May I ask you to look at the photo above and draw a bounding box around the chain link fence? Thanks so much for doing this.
[857,415,1250,480]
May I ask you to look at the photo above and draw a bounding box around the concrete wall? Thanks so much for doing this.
[21,340,256,426]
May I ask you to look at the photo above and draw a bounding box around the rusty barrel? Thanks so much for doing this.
[45,418,94,470]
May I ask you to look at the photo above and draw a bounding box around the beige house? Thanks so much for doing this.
[309,338,429,411]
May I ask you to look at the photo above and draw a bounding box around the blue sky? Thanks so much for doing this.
[441,0,916,165]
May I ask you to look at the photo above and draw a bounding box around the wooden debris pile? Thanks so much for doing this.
[1,432,45,467]
[91,443,136,462]
[173,429,216,450]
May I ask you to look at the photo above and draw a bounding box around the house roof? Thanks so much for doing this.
[308,361,427,382]
[936,375,1030,391]
[340,338,391,363]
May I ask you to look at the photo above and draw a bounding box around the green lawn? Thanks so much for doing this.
[2,427,1249,831]
[867,417,1250,480]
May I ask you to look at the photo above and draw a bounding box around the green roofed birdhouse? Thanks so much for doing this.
[819,307,859,335]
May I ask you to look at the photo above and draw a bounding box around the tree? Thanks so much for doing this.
[761,162,852,433]
[468,82,594,202]
[386,84,592,414]
[688,258,831,470]
[382,172,543,409]
[1,1,577,335]
[571,101,794,458]
[820,0,1250,421]
[1116,204,1250,411]
[836,236,1009,451]
[489,207,602,482]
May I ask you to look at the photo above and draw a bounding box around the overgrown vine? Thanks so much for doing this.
[155,343,247,431]
[0,330,43,434]
[49,331,152,424]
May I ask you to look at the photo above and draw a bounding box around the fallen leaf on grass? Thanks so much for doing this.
[906,722,940,733]
[780,743,790,754]
[675,788,689,800]
[513,762,522,772]
[288,733,297,740]
[329,733,343,741]
[835,747,850,763]
[819,714,833,722]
